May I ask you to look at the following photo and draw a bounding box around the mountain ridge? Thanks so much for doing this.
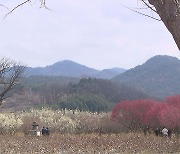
[112,55,180,99]
[25,60,126,79]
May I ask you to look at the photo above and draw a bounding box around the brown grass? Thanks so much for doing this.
[0,133,179,154]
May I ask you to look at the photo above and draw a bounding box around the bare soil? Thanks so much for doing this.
[0,133,179,154]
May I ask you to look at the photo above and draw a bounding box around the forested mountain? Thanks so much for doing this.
[68,78,150,103]
[3,55,180,112]
[95,68,126,79]
[113,55,180,99]
[1,78,151,112]
[21,75,79,88]
[38,78,151,111]
[25,60,126,79]
[25,60,99,77]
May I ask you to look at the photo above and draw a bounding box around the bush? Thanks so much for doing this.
[0,113,23,134]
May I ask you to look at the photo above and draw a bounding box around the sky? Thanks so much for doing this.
[0,0,179,70]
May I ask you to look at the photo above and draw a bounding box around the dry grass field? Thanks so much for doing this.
[0,109,179,153]
[0,133,179,154]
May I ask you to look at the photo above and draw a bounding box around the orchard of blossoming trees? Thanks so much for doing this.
[111,95,180,134]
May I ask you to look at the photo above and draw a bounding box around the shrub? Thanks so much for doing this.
[0,113,23,134]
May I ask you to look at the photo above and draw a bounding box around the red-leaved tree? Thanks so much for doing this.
[164,95,180,109]
[159,105,180,129]
[144,103,166,129]
[112,95,180,133]
[112,99,156,131]
[160,95,180,131]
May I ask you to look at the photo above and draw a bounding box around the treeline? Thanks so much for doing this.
[9,76,151,112]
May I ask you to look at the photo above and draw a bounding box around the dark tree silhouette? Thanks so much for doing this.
[0,58,25,105]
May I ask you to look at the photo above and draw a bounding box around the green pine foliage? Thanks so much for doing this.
[58,93,110,112]
[5,77,150,112]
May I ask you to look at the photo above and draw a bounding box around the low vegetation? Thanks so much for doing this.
[0,108,179,153]
[0,109,108,135]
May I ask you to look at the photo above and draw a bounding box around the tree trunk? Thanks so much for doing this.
[148,0,180,50]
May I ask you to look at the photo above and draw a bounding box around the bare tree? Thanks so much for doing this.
[0,58,25,105]
[119,0,180,50]
[144,0,180,50]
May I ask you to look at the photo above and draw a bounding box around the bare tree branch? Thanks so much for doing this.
[2,0,52,19]
[0,58,25,105]
[115,0,161,21]
[141,0,157,13]
[0,4,10,11]
[148,0,180,50]
[4,0,31,19]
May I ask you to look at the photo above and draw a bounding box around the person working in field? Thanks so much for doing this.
[162,127,168,137]
[154,128,161,136]
[168,129,172,138]
[46,127,50,135]
[42,126,47,136]
[42,126,50,136]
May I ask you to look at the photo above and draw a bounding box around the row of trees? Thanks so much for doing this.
[58,93,110,112]
[21,77,150,112]
[111,95,180,133]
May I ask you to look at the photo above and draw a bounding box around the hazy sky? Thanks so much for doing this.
[0,0,179,70]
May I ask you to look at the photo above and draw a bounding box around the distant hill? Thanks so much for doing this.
[25,60,99,78]
[112,55,180,99]
[25,60,126,79]
[95,68,126,79]
[70,78,151,103]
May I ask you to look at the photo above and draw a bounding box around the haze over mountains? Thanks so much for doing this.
[3,55,180,112]
[24,55,180,99]
[113,55,180,99]
[25,60,126,79]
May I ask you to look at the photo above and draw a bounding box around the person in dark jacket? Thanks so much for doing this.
[46,127,50,135]
[168,129,172,138]
[154,128,161,136]
[42,126,47,136]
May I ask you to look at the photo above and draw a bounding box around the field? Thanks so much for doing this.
[0,109,179,153]
[0,133,179,154]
